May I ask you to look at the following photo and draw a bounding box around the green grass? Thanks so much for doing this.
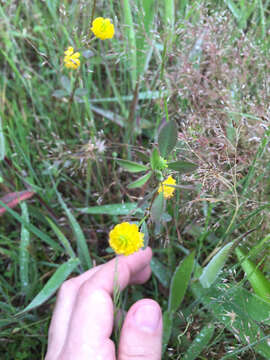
[1,0,270,358]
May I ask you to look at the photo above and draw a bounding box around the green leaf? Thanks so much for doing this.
[78,203,143,216]
[234,287,270,326]
[167,160,198,174]
[158,120,178,157]
[150,147,160,170]
[140,221,149,248]
[82,49,94,59]
[91,105,124,127]
[60,75,71,93]
[199,242,233,288]
[117,159,148,173]
[192,281,270,359]
[89,90,168,104]
[52,89,69,98]
[151,257,171,288]
[183,323,215,360]
[74,88,88,97]
[192,278,270,326]
[162,310,174,355]
[127,172,152,189]
[168,251,195,314]
[74,96,85,103]
[18,258,80,314]
[150,149,167,171]
[236,247,270,303]
[151,192,165,223]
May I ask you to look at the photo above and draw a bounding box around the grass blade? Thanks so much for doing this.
[55,186,92,271]
[18,258,80,314]
[236,247,270,303]
[78,202,143,216]
[164,0,175,29]
[0,200,62,252]
[0,116,5,160]
[136,0,155,77]
[19,202,30,295]
[46,217,76,259]
[122,0,137,87]
[199,242,233,288]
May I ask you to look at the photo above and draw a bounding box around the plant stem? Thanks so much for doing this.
[90,0,97,26]
[67,71,80,133]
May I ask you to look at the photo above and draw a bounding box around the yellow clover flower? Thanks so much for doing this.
[158,175,176,199]
[91,17,115,40]
[64,46,80,70]
[109,222,144,256]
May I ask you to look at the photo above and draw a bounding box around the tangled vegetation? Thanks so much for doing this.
[1,0,270,359]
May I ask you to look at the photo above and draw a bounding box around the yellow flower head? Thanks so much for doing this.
[64,46,80,70]
[158,175,176,199]
[91,17,115,40]
[109,222,144,256]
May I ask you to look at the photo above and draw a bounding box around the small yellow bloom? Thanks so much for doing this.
[64,46,80,70]
[109,222,144,256]
[158,175,176,199]
[91,17,115,40]
[64,46,74,56]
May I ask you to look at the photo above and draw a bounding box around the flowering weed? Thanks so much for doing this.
[91,17,115,40]
[1,1,270,359]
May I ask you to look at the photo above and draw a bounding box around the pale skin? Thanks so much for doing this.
[45,247,163,360]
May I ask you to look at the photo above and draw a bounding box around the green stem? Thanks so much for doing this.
[67,71,80,133]
[85,159,92,205]
[138,214,149,228]
[90,0,97,26]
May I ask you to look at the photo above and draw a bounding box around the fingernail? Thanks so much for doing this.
[133,303,161,333]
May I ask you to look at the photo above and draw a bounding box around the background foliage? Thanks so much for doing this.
[1,0,270,359]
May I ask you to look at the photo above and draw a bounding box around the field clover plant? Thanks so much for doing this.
[115,120,198,249]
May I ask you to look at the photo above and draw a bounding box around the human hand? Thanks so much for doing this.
[45,247,162,360]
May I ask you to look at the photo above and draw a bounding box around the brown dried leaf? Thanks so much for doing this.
[0,191,35,215]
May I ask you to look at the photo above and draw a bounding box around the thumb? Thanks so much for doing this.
[118,299,162,360]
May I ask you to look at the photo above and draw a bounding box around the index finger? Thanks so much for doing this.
[87,246,152,294]
[59,247,153,358]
